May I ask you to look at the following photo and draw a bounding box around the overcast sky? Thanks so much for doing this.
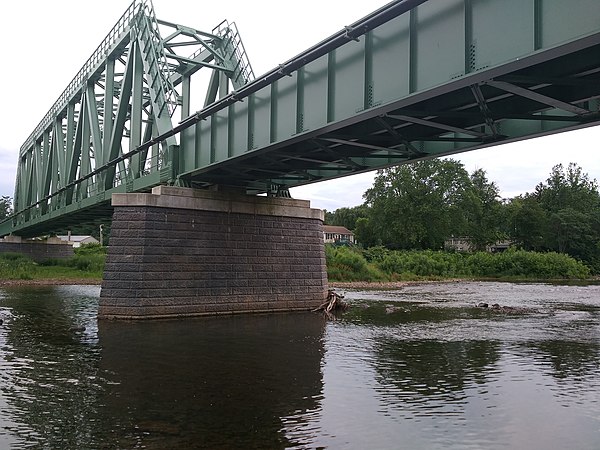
[0,0,598,211]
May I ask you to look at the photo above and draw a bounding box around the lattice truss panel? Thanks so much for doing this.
[13,0,253,225]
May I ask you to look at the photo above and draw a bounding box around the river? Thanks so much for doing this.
[1,281,599,449]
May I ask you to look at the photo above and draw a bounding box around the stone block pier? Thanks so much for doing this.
[99,186,328,319]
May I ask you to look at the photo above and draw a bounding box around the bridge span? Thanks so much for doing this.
[1,0,600,318]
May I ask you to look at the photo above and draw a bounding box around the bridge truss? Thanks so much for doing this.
[2,0,600,237]
[4,0,253,236]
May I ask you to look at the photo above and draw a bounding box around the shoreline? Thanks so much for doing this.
[0,278,102,287]
[1,276,597,289]
[1,278,465,289]
[328,279,469,290]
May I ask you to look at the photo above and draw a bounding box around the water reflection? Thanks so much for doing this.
[0,286,102,449]
[2,282,600,449]
[95,314,326,449]
[374,338,501,416]
[521,340,600,380]
[0,286,326,449]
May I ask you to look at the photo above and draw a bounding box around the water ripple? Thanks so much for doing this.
[1,282,600,448]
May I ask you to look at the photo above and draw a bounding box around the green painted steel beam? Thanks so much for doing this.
[174,0,600,194]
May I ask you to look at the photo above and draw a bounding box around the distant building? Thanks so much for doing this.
[323,225,355,245]
[444,236,513,253]
[57,235,99,248]
[488,240,512,253]
[444,236,473,252]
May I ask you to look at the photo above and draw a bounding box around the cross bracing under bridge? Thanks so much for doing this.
[2,0,600,238]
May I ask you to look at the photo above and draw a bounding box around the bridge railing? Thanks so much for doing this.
[212,20,255,88]
[20,0,145,157]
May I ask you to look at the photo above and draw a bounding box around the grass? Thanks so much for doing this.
[0,244,106,282]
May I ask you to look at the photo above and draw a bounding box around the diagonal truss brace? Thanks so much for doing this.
[486,80,591,116]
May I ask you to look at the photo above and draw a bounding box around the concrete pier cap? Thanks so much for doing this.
[99,186,328,319]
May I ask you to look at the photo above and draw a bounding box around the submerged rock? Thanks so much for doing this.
[477,303,533,314]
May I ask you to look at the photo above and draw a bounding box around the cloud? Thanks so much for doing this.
[0,147,17,198]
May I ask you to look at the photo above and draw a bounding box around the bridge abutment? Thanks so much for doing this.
[99,186,328,319]
[0,235,74,262]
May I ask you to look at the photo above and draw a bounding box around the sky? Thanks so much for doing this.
[0,0,598,212]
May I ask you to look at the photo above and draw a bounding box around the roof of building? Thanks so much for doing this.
[57,235,99,243]
[323,225,353,234]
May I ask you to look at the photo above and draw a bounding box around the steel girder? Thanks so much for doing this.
[175,0,600,193]
[3,0,600,238]
[2,0,253,237]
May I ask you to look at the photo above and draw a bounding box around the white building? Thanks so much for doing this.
[323,225,355,245]
[57,235,99,248]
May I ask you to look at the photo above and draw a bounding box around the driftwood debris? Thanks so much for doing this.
[313,290,348,319]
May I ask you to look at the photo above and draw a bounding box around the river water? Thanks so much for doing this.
[0,281,599,449]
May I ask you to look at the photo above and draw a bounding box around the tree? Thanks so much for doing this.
[363,159,472,249]
[463,169,503,251]
[503,163,600,273]
[534,163,600,269]
[535,163,599,213]
[506,195,549,251]
[325,205,370,230]
[0,196,12,220]
[353,217,380,248]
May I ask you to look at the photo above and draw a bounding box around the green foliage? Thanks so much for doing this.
[325,245,388,282]
[362,245,390,263]
[464,248,589,279]
[325,244,590,282]
[463,169,504,251]
[0,245,107,280]
[74,243,107,256]
[505,163,600,273]
[0,196,12,220]
[324,205,370,230]
[349,161,600,274]
[354,217,380,248]
[506,195,548,251]
[377,250,467,277]
[362,160,503,251]
[39,247,106,275]
[0,253,35,280]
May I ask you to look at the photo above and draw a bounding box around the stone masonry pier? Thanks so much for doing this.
[99,186,328,319]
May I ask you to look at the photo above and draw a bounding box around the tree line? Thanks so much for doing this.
[325,160,600,273]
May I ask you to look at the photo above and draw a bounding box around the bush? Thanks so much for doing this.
[464,248,589,279]
[362,245,390,263]
[39,244,106,273]
[378,250,466,277]
[325,245,388,281]
[325,246,590,282]
[74,243,106,256]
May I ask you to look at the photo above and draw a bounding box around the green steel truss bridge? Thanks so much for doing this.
[2,0,600,237]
